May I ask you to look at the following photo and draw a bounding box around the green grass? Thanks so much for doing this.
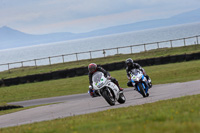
[0,60,200,104]
[0,44,200,79]
[1,94,200,133]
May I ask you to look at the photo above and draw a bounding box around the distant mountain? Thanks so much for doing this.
[86,8,200,36]
[0,8,200,49]
[0,26,76,49]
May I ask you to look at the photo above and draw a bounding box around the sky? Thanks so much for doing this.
[0,0,200,34]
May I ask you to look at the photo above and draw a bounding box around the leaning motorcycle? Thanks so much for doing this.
[91,71,126,106]
[130,69,150,97]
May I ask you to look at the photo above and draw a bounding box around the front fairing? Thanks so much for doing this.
[92,72,107,90]
[92,71,120,100]
[130,69,143,82]
[130,69,149,93]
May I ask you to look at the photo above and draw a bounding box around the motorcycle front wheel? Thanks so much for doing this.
[138,84,146,97]
[102,88,115,106]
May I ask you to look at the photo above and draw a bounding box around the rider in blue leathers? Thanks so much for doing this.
[125,58,152,88]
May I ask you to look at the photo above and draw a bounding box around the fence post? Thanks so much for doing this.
[8,63,10,73]
[62,55,65,63]
[21,61,23,68]
[1,35,199,71]
[130,46,132,54]
[157,42,159,49]
[49,57,51,65]
[76,53,78,61]
[34,59,37,69]
[144,44,146,51]
[103,50,106,57]
[184,38,186,46]
[89,51,92,59]
[170,40,173,48]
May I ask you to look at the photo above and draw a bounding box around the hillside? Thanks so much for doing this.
[0,8,200,49]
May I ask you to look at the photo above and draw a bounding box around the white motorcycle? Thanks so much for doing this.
[91,71,126,106]
[130,69,150,97]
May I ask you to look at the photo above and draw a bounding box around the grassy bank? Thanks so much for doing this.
[1,94,200,133]
[0,60,200,103]
[0,44,200,79]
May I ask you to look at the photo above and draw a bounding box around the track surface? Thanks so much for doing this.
[1,80,200,128]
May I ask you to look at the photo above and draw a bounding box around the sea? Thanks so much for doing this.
[0,22,200,71]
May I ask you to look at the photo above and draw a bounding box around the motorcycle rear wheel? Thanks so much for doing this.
[117,93,126,104]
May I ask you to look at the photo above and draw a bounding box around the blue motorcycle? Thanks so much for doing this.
[129,69,150,97]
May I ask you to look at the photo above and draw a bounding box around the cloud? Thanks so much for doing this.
[0,0,200,34]
[21,10,145,34]
[19,8,189,34]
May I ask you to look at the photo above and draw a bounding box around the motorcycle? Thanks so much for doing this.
[130,69,150,97]
[91,71,126,106]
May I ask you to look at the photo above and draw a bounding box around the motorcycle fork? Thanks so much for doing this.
[143,82,149,93]
[136,83,146,95]
[136,84,140,92]
[107,87,116,99]
[142,83,146,93]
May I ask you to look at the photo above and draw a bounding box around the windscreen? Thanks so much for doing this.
[92,72,103,83]
[130,69,139,75]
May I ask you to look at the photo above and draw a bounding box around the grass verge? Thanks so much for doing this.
[1,94,200,133]
[0,60,200,103]
[0,44,200,79]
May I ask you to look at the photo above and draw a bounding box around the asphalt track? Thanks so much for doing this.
[1,80,200,128]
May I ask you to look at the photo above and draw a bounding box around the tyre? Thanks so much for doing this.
[138,84,146,97]
[117,93,126,104]
[102,89,115,106]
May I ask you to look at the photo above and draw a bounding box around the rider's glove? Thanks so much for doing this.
[89,85,93,89]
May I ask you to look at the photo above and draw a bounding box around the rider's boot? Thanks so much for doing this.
[109,77,124,91]
[117,85,123,91]
[117,84,123,91]
[113,80,123,91]
[116,83,123,91]
[145,75,152,88]
[148,78,152,88]
[119,87,123,91]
